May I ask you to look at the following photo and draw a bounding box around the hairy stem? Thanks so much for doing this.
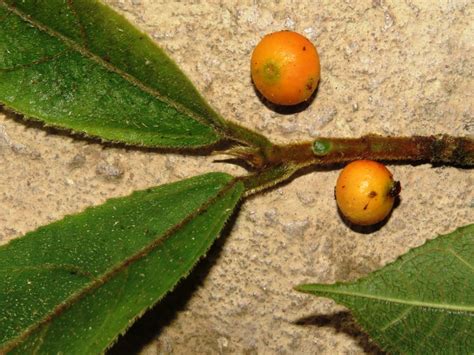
[263,134,474,168]
[223,120,273,151]
[239,164,299,195]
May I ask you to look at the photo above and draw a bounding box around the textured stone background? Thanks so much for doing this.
[1,0,473,353]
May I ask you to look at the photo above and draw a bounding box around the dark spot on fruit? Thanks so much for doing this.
[342,185,345,188]
[306,83,313,91]
[303,46,306,51]
[368,191,377,198]
[389,181,401,197]
[363,203,369,210]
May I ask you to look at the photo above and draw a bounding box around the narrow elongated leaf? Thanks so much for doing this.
[0,172,244,354]
[0,0,227,147]
[297,224,474,354]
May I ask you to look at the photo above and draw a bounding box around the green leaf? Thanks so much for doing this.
[296,224,474,354]
[0,172,244,354]
[0,0,228,148]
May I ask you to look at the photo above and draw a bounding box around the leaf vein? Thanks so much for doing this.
[0,50,70,72]
[413,312,446,353]
[313,288,474,313]
[2,2,227,138]
[87,268,129,352]
[446,248,474,272]
[380,305,413,331]
[31,323,49,355]
[1,178,240,353]
[1,263,95,279]
[66,0,89,49]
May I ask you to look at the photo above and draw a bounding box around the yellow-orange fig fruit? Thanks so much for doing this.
[335,160,400,226]
[251,30,320,106]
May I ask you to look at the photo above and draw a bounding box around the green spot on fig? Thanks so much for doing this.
[312,139,332,156]
[262,61,281,84]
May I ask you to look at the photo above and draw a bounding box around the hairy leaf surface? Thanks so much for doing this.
[0,0,227,147]
[297,224,474,354]
[0,173,244,354]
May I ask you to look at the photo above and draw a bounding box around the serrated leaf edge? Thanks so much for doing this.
[295,224,474,353]
[295,224,473,300]
[104,181,244,353]
[0,104,224,150]
[1,176,244,353]
[0,1,228,141]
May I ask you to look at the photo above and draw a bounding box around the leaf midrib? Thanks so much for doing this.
[1,178,240,352]
[301,286,474,313]
[1,1,227,135]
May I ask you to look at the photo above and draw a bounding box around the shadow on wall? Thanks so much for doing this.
[294,311,386,355]
[251,74,320,115]
[107,202,243,355]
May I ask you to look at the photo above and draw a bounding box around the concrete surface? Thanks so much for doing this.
[1,0,473,353]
